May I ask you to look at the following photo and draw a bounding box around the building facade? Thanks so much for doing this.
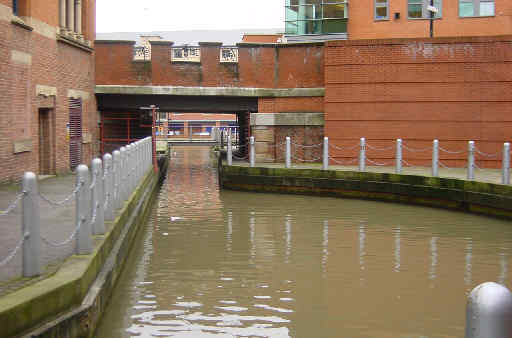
[285,0,511,41]
[0,0,97,182]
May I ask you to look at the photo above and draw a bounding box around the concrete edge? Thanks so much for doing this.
[250,112,324,126]
[94,85,325,98]
[220,165,512,219]
[0,168,159,337]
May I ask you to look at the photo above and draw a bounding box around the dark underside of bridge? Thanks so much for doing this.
[97,94,256,154]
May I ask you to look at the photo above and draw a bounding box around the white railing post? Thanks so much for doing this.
[502,143,510,185]
[359,137,366,172]
[113,150,121,210]
[126,144,133,195]
[22,172,41,277]
[250,136,255,167]
[396,138,402,174]
[227,135,232,165]
[76,164,92,255]
[285,136,291,169]
[432,139,439,177]
[91,158,105,235]
[120,146,127,203]
[465,282,512,338]
[323,137,329,170]
[468,141,475,180]
[103,153,114,221]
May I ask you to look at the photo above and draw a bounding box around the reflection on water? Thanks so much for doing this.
[97,146,512,338]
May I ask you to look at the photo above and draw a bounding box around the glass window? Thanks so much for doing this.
[285,0,348,35]
[375,0,388,20]
[408,0,442,19]
[324,3,347,18]
[459,0,494,17]
[12,0,18,15]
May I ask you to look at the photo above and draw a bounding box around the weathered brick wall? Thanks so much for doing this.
[0,2,96,182]
[325,36,512,168]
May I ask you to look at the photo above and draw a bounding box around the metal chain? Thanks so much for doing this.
[39,181,82,206]
[329,143,359,151]
[291,154,322,162]
[89,171,98,190]
[475,148,499,158]
[366,144,394,152]
[0,192,25,216]
[291,142,323,149]
[90,202,99,225]
[0,232,28,266]
[366,158,392,166]
[267,142,287,148]
[41,220,82,248]
[439,146,466,154]
[402,144,431,153]
[232,154,248,160]
[438,161,458,170]
[328,156,358,165]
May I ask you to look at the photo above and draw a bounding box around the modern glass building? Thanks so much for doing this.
[285,0,348,41]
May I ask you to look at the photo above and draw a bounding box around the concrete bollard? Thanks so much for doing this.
[396,139,402,174]
[103,153,114,221]
[227,135,232,165]
[432,139,439,177]
[22,172,41,277]
[359,137,366,172]
[91,158,105,235]
[250,136,255,167]
[502,143,510,185]
[468,141,475,180]
[465,282,512,338]
[120,146,127,203]
[323,137,329,170]
[76,164,92,255]
[113,150,121,210]
[285,137,291,169]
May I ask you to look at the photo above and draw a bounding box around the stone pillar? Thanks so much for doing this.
[66,0,74,33]
[59,0,67,33]
[75,0,82,38]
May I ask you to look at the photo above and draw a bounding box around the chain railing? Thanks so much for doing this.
[0,137,154,278]
[225,137,512,185]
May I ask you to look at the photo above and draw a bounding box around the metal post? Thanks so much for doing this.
[250,136,255,167]
[396,138,402,174]
[120,146,127,203]
[359,137,366,172]
[468,141,475,180]
[502,143,510,185]
[103,153,114,221]
[76,164,92,255]
[432,139,439,177]
[285,136,291,169]
[227,135,232,165]
[465,282,512,338]
[22,172,41,277]
[113,150,121,210]
[323,137,329,170]
[91,158,105,235]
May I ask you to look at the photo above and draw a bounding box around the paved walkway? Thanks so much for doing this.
[0,174,86,295]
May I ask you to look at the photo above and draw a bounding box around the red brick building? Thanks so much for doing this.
[0,0,97,183]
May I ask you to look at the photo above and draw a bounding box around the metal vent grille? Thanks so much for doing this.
[69,98,82,170]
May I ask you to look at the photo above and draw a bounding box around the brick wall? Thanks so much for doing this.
[325,36,512,168]
[0,2,96,182]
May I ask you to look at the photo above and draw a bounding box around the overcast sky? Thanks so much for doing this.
[97,0,285,33]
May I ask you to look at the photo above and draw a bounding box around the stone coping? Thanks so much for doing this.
[220,164,512,220]
[0,168,158,337]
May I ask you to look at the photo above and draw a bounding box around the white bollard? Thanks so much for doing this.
[465,282,512,338]
[113,150,121,210]
[22,172,41,277]
[359,137,366,172]
[468,141,475,180]
[432,139,439,177]
[250,136,255,167]
[502,143,510,185]
[91,158,105,235]
[322,137,329,170]
[120,146,127,203]
[103,153,114,221]
[396,139,402,174]
[227,135,232,165]
[285,137,291,169]
[76,165,92,255]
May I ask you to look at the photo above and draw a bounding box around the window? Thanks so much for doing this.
[285,0,348,35]
[375,0,389,20]
[408,0,442,19]
[12,0,18,15]
[459,0,494,17]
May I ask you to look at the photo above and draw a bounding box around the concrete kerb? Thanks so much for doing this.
[0,167,159,337]
[220,164,512,220]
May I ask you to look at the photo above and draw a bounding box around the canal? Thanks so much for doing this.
[96,146,512,337]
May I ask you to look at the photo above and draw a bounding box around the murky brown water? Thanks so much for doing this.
[96,146,512,338]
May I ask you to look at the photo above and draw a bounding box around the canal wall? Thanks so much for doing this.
[220,164,512,220]
[0,162,165,337]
